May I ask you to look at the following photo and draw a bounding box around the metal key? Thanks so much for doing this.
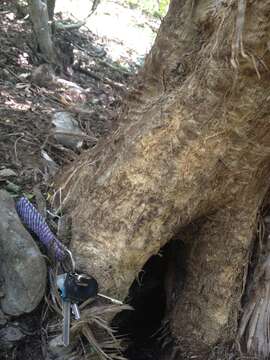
[62,297,71,346]
[57,272,98,346]
[71,303,80,320]
[57,273,72,347]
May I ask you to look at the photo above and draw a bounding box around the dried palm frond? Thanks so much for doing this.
[238,252,270,359]
[45,262,132,359]
[46,296,132,359]
[70,303,132,360]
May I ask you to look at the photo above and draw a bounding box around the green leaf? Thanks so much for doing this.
[23,192,35,200]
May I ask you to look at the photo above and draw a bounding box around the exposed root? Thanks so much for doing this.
[238,233,270,359]
[231,0,248,69]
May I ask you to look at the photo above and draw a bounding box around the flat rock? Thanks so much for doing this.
[0,325,25,349]
[0,190,47,316]
[52,111,85,150]
[31,64,56,88]
[0,168,17,178]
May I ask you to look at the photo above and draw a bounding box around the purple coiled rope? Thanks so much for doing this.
[16,197,66,261]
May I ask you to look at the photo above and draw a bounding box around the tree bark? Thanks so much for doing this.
[28,0,57,63]
[55,0,270,356]
[46,0,55,21]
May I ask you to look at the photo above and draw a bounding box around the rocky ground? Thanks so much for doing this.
[0,1,160,358]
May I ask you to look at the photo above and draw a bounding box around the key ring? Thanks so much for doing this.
[64,248,76,273]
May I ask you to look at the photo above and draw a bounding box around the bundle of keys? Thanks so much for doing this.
[16,196,122,347]
[57,272,98,346]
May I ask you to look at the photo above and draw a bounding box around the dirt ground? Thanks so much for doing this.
[0,1,159,358]
[0,3,118,191]
[0,0,159,194]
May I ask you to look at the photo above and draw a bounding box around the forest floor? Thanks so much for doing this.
[0,1,160,359]
[0,0,159,200]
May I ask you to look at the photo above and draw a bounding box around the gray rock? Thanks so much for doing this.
[0,190,47,316]
[41,150,59,177]
[31,64,56,88]
[0,169,17,178]
[0,325,25,349]
[52,112,85,150]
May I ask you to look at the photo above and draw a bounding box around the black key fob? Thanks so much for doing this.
[64,273,98,303]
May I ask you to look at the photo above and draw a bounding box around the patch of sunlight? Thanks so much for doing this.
[55,0,160,65]
[4,95,31,112]
[5,12,16,21]
[17,53,30,67]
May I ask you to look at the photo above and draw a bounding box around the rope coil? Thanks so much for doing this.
[16,197,71,267]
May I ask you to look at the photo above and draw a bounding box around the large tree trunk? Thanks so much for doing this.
[55,0,270,356]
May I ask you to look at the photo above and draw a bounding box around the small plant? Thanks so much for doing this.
[158,0,169,16]
[125,0,169,18]
[127,0,139,9]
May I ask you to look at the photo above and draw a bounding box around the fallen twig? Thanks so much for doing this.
[73,65,125,91]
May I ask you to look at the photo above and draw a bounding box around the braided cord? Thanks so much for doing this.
[16,197,66,261]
